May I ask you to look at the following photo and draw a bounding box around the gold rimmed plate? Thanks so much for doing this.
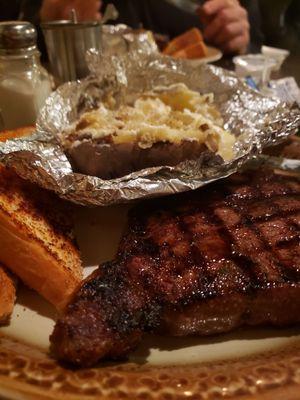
[1,205,300,400]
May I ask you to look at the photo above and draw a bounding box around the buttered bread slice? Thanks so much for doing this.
[0,264,16,324]
[0,126,35,142]
[0,166,83,310]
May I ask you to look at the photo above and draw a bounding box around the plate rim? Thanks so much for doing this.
[185,45,223,66]
[1,332,300,400]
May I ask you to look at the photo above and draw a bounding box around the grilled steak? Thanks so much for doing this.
[51,169,300,367]
[265,135,300,160]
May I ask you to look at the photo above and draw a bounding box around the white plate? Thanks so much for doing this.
[184,45,223,66]
[1,205,300,400]
[2,205,299,357]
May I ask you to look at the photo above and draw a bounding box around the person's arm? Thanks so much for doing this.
[39,0,101,22]
[199,0,250,54]
[140,0,252,55]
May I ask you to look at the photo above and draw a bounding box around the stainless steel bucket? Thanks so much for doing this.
[41,20,101,84]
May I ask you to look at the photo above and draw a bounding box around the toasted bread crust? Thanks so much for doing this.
[0,127,34,322]
[172,41,207,59]
[0,126,35,142]
[0,166,82,310]
[0,265,16,324]
[163,28,204,56]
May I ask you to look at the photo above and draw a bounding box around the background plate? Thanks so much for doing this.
[184,46,223,66]
[1,205,300,400]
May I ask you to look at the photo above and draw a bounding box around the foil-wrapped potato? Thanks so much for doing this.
[61,84,235,179]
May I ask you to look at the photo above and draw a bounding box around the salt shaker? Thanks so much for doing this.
[0,21,52,130]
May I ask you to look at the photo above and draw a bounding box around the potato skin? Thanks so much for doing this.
[67,139,208,179]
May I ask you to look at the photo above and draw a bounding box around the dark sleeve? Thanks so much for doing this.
[104,0,264,52]
[286,0,300,54]
[240,0,264,52]
[140,0,203,38]
[102,0,203,37]
[0,0,21,21]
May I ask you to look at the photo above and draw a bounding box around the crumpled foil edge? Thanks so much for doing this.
[0,51,299,206]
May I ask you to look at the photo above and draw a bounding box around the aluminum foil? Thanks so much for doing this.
[101,24,159,56]
[244,155,300,174]
[0,50,299,206]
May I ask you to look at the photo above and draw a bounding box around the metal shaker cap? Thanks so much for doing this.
[0,21,37,55]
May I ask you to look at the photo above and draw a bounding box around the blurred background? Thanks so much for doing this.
[1,0,299,46]
[0,0,299,81]
[259,0,299,81]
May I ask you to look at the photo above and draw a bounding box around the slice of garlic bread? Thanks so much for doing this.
[0,264,16,324]
[0,126,34,322]
[0,166,83,310]
[0,126,35,142]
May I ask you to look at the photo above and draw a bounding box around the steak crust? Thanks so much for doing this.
[51,169,300,366]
